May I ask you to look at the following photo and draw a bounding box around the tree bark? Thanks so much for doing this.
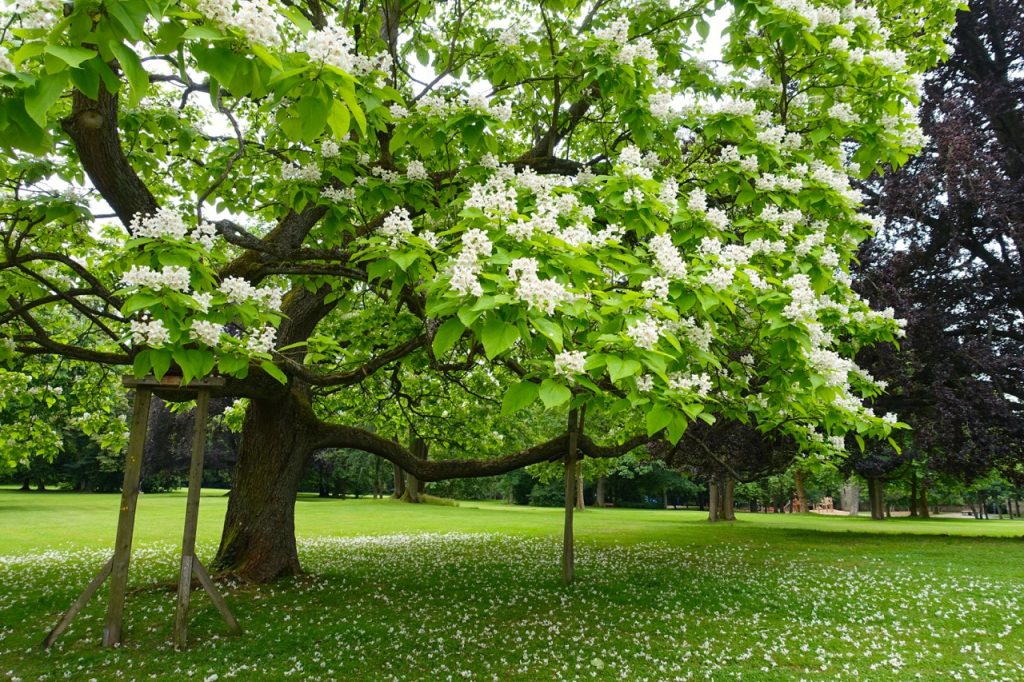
[722,476,735,521]
[595,476,606,507]
[575,468,585,511]
[401,434,427,503]
[842,482,860,516]
[919,485,930,519]
[867,478,885,520]
[213,389,318,582]
[562,407,580,586]
[392,463,405,499]
[708,478,720,522]
[794,470,807,513]
[909,473,918,517]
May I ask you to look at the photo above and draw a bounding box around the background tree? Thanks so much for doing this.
[856,0,1024,512]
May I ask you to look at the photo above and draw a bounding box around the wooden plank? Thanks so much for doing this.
[102,387,152,647]
[42,558,113,648]
[173,390,210,649]
[193,559,242,635]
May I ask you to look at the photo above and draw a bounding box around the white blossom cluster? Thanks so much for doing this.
[593,17,657,67]
[281,163,322,183]
[130,208,217,250]
[648,234,688,280]
[301,25,356,72]
[130,317,170,347]
[322,186,357,202]
[122,265,191,292]
[507,258,575,315]
[189,319,223,347]
[245,325,278,354]
[197,0,280,47]
[668,371,713,398]
[406,160,429,180]
[449,229,493,296]
[218,276,285,310]
[627,315,661,350]
[380,207,415,246]
[417,94,511,122]
[553,350,587,378]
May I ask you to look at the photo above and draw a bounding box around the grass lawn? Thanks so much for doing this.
[1,488,1023,681]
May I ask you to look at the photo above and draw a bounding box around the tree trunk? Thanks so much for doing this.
[794,470,807,513]
[842,482,860,516]
[19,479,30,491]
[575,468,585,511]
[909,473,918,517]
[708,479,720,522]
[373,458,382,498]
[213,390,318,582]
[867,478,885,520]
[595,476,606,508]
[401,434,427,503]
[392,463,405,499]
[721,477,735,521]
[562,408,580,586]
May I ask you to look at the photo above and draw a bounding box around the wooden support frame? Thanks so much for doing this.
[43,375,240,650]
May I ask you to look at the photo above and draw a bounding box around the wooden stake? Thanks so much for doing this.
[193,559,242,635]
[102,387,152,647]
[173,390,211,649]
[42,558,113,648]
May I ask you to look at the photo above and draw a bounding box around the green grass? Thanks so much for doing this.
[2,488,1023,681]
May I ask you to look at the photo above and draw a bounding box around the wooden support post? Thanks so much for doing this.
[102,387,152,648]
[173,390,210,649]
[42,559,113,648]
[193,559,242,635]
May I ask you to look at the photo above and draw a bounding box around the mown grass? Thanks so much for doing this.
[1,488,1023,681]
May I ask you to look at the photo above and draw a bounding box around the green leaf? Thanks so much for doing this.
[44,45,96,68]
[260,360,288,384]
[646,403,674,436]
[109,42,148,106]
[538,379,571,409]
[132,350,151,379]
[182,25,224,41]
[122,292,161,315]
[481,316,519,359]
[326,99,350,138]
[607,356,641,382]
[431,318,465,358]
[25,70,70,127]
[337,84,366,136]
[151,349,172,380]
[530,316,562,350]
[501,380,539,416]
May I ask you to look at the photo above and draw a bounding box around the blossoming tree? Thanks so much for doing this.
[0,0,956,580]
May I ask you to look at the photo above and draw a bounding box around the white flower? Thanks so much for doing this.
[380,207,415,245]
[321,140,341,158]
[627,316,661,350]
[245,325,277,354]
[130,318,170,347]
[122,265,191,293]
[553,350,587,378]
[281,163,321,183]
[406,160,429,180]
[190,320,222,347]
[649,234,687,280]
[301,25,356,72]
[219,276,257,304]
